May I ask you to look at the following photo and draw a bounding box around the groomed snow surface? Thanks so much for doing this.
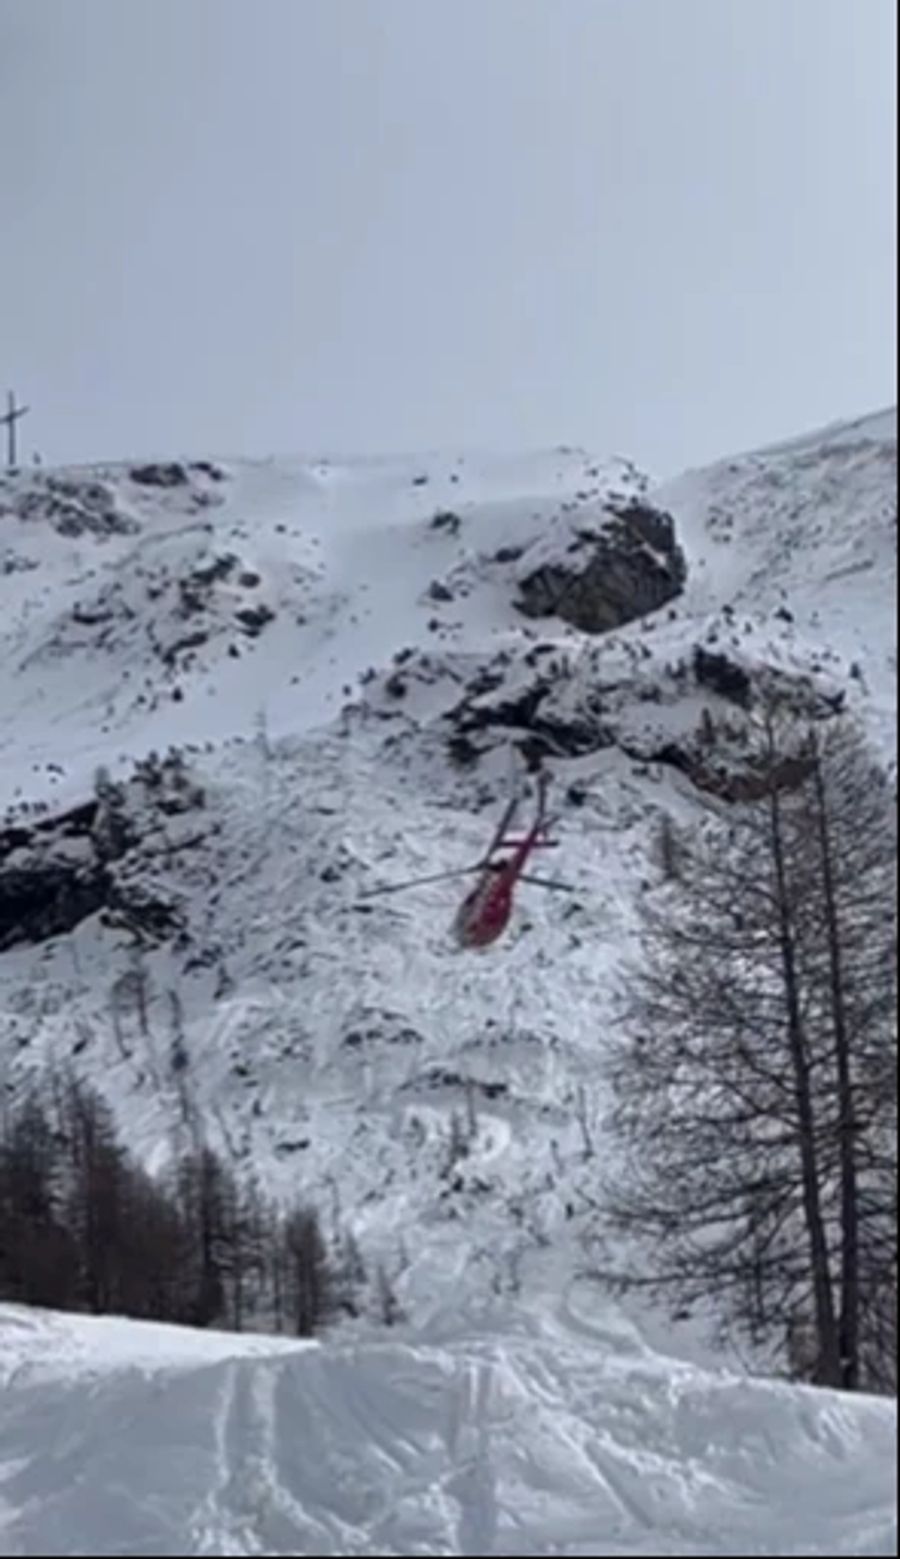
[1,1300,896,1557]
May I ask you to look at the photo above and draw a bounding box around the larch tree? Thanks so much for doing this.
[603,704,896,1392]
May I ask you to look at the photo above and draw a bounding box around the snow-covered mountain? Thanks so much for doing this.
[0,409,896,1554]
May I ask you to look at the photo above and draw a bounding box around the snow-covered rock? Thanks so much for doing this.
[513,496,687,632]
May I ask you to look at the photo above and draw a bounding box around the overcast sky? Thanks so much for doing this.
[1,0,895,477]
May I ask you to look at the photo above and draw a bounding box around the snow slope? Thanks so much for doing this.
[0,446,646,812]
[655,406,897,764]
[0,415,895,1312]
[1,1302,895,1558]
[1,413,893,811]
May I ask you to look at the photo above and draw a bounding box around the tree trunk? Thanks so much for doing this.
[766,767,841,1386]
[810,746,860,1390]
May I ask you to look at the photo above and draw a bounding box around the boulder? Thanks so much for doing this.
[514,499,686,633]
[130,462,188,488]
[692,645,753,707]
[0,841,111,951]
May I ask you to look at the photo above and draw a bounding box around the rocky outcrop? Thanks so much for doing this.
[429,509,462,535]
[342,1008,425,1050]
[0,752,202,952]
[514,499,686,632]
[445,667,613,768]
[692,645,753,707]
[635,738,817,803]
[438,612,848,792]
[130,462,189,488]
[55,546,278,677]
[0,834,111,951]
[2,474,139,538]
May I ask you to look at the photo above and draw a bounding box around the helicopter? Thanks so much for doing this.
[361,771,572,949]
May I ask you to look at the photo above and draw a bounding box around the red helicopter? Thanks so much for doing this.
[361,772,571,949]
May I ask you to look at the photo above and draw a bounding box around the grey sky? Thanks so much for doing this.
[2,0,895,477]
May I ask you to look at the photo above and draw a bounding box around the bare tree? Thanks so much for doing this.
[603,709,897,1392]
[57,1076,131,1314]
[176,1145,236,1326]
[0,1073,347,1342]
[655,810,685,882]
[280,1205,335,1336]
[109,949,152,1058]
[130,946,151,1039]
[575,1084,595,1160]
[465,1077,478,1141]
[333,1229,367,1319]
[797,720,897,1389]
[375,1260,404,1327]
[0,1093,75,1308]
[445,1109,469,1173]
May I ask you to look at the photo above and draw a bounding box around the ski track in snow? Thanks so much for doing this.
[0,1304,895,1557]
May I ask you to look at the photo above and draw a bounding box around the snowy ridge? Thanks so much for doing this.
[1,1302,895,1557]
[655,407,897,761]
[1,414,893,809]
[0,447,641,811]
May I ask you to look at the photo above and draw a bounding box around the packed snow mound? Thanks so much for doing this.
[0,1302,895,1558]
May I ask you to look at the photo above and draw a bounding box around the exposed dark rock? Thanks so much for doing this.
[71,604,115,627]
[162,629,209,668]
[447,733,484,768]
[493,544,524,563]
[0,847,112,952]
[3,861,75,948]
[235,603,275,635]
[130,462,188,488]
[0,754,203,952]
[429,509,461,534]
[465,668,505,698]
[626,736,817,803]
[275,1138,311,1157]
[342,1015,424,1049]
[692,645,753,707]
[104,880,185,942]
[192,553,238,587]
[427,579,454,602]
[446,676,614,764]
[10,476,139,538]
[514,499,686,633]
[402,1067,508,1099]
